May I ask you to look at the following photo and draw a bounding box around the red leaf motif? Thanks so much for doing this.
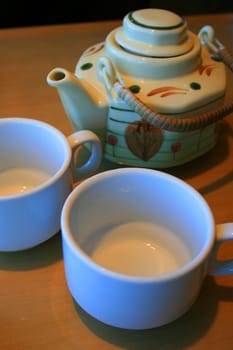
[198,64,216,76]
[160,92,187,98]
[84,43,105,57]
[147,86,188,97]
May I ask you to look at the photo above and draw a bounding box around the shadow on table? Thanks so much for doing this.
[75,276,233,349]
[100,119,233,196]
[0,232,62,270]
[166,120,233,194]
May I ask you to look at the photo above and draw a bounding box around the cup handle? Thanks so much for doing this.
[67,130,102,182]
[208,223,233,276]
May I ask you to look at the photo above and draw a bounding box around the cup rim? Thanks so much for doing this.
[61,167,215,283]
[0,117,72,201]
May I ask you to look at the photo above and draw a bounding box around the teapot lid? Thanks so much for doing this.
[115,8,193,57]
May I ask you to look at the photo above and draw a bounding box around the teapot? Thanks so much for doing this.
[47,8,233,168]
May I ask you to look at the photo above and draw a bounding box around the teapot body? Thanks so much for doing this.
[52,9,227,168]
[75,10,226,168]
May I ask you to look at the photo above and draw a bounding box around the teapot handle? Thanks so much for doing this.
[100,29,233,132]
[97,56,125,94]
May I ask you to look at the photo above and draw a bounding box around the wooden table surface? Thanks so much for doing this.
[0,12,233,350]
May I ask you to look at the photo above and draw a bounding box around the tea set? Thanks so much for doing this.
[1,8,233,330]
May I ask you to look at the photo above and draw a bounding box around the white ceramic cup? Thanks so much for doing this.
[61,167,233,330]
[0,117,102,251]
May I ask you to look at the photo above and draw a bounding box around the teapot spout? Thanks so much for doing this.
[47,67,108,142]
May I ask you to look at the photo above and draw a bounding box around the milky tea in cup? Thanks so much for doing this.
[61,168,233,330]
[0,117,102,251]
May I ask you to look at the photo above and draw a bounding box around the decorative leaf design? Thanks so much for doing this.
[147,86,188,98]
[83,43,105,57]
[125,120,163,161]
[198,64,216,76]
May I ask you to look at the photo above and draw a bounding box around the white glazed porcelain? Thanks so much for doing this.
[114,8,193,58]
[61,168,233,330]
[0,117,102,251]
[47,8,227,169]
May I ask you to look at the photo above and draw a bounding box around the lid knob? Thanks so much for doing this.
[115,8,193,57]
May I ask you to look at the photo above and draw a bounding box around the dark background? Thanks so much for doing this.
[1,1,233,28]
